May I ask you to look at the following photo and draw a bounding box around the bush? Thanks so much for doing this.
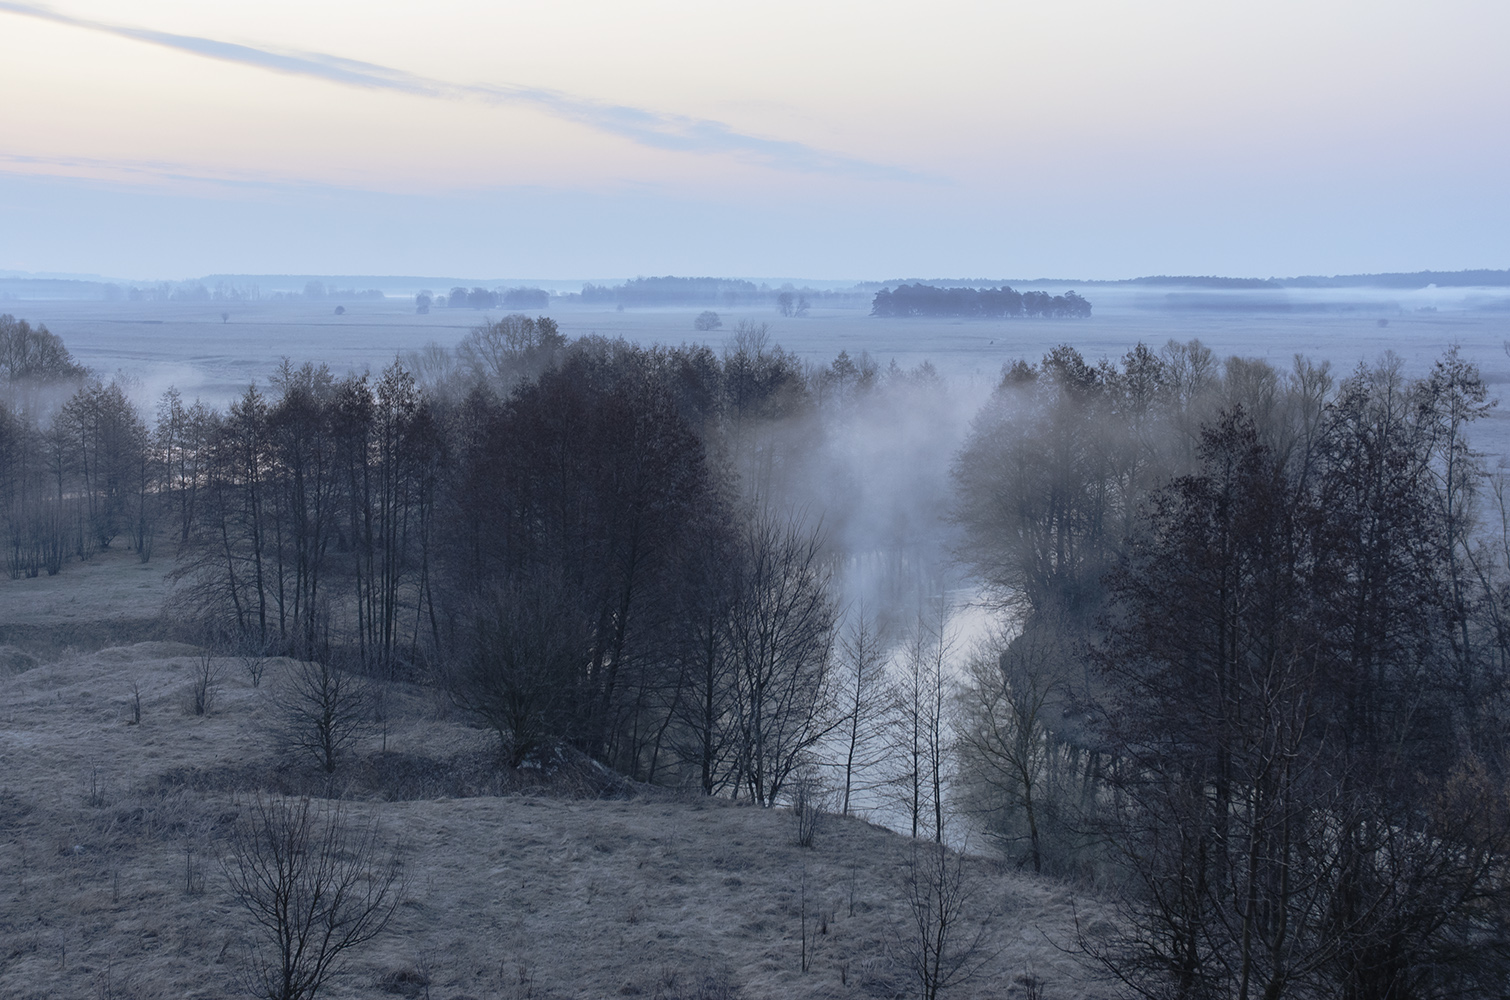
[789,770,825,848]
[186,648,219,716]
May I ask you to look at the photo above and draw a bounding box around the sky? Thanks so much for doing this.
[1,0,1507,281]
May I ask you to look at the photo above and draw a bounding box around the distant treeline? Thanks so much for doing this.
[417,287,549,313]
[580,276,758,307]
[566,276,867,309]
[1284,268,1510,288]
[6,268,1510,305]
[1124,275,1283,289]
[871,284,1092,319]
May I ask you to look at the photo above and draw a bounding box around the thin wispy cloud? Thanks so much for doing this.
[0,1,935,183]
[0,150,325,193]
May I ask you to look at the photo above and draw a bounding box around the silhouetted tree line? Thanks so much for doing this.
[0,314,871,804]
[439,286,550,310]
[872,284,1092,319]
[572,276,861,310]
[0,316,148,577]
[952,340,1510,998]
[580,276,760,307]
[0,315,87,383]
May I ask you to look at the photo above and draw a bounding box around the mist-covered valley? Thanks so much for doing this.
[5,272,1510,1000]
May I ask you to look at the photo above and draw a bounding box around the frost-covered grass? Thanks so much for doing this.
[0,557,1102,1000]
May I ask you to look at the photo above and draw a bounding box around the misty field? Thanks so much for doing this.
[19,292,1510,399]
[20,292,1510,500]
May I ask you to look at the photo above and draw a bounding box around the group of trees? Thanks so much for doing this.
[777,291,811,317]
[872,284,1092,319]
[581,275,759,307]
[414,287,550,314]
[301,282,384,302]
[951,339,1510,997]
[0,314,87,384]
[0,313,893,802]
[1,310,971,821]
[0,316,146,577]
[572,276,854,310]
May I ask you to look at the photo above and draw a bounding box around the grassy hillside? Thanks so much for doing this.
[0,556,1101,1000]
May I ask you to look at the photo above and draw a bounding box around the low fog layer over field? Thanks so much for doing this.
[13,281,1510,409]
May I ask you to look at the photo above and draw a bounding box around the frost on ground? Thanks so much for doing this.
[0,556,1102,1000]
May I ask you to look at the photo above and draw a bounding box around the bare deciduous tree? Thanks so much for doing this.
[836,600,890,816]
[445,573,586,768]
[789,767,825,848]
[889,598,955,842]
[726,510,837,806]
[188,646,219,716]
[898,842,994,1000]
[222,795,401,1000]
[276,659,369,773]
[955,627,1072,875]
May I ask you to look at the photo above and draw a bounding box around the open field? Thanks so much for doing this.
[0,554,1102,1000]
[0,547,172,653]
[15,291,1510,469]
[16,291,1510,401]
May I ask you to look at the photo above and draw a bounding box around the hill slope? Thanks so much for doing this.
[0,558,1100,999]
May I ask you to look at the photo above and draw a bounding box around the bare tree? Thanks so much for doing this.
[726,510,838,806]
[898,842,994,1000]
[222,795,401,1000]
[276,659,369,773]
[790,767,826,848]
[444,573,586,768]
[188,646,219,716]
[889,598,955,842]
[954,627,1068,874]
[240,636,268,689]
[663,533,741,795]
[126,674,142,725]
[454,314,565,394]
[836,600,891,816]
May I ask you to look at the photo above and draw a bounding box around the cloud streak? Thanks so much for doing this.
[0,1,935,183]
[0,150,323,193]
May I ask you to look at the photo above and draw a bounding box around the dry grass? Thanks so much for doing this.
[0,546,174,656]
[0,557,1104,1000]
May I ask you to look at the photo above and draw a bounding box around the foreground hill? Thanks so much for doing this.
[0,554,1099,999]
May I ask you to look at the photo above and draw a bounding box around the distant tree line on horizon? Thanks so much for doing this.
[143,281,387,305]
[571,275,865,310]
[870,284,1092,319]
[415,287,550,313]
[8,267,1510,311]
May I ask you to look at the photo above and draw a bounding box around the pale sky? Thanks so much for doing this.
[1,0,1506,280]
